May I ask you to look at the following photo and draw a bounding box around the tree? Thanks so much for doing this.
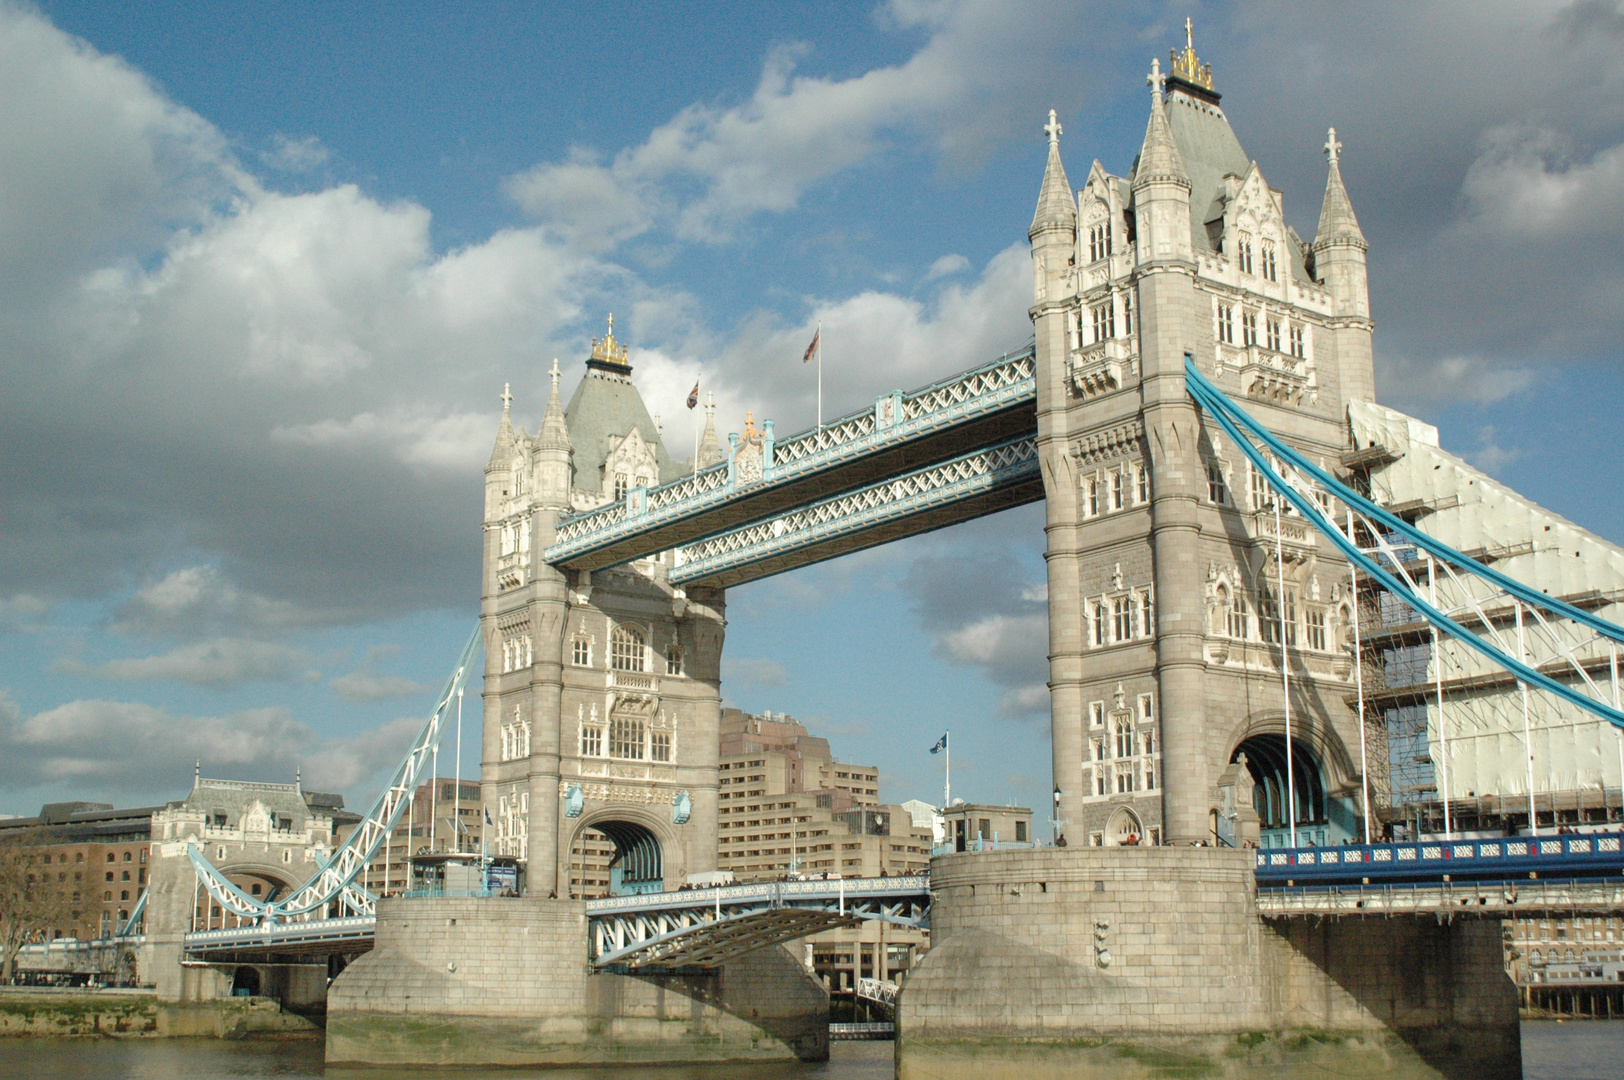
[0,834,80,984]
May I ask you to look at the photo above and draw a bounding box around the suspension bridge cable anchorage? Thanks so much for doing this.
[1184,358,1624,734]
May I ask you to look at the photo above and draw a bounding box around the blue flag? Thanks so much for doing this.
[930,733,948,754]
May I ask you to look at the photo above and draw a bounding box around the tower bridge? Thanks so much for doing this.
[135,24,1624,1078]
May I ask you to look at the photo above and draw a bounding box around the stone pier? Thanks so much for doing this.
[896,848,1520,1080]
[325,896,828,1067]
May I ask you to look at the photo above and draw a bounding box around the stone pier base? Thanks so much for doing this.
[325,896,828,1067]
[895,848,1520,1080]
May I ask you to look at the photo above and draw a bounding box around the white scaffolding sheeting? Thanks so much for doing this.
[1350,400,1624,798]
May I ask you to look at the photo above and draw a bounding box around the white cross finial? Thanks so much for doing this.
[1147,57,1166,101]
[548,358,560,392]
[1044,108,1062,146]
[1324,127,1342,165]
[501,382,513,412]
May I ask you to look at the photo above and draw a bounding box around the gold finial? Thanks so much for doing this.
[1169,17,1213,90]
[588,313,630,369]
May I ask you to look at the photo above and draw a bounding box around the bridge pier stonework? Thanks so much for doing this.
[896,848,1519,1080]
[325,896,828,1066]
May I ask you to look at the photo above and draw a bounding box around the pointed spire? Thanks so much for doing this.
[488,381,518,469]
[1030,108,1075,235]
[697,391,722,468]
[539,358,571,451]
[1315,127,1366,248]
[1133,58,1188,190]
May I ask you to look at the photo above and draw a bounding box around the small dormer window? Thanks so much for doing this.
[614,473,629,500]
[1261,242,1277,282]
[667,645,684,677]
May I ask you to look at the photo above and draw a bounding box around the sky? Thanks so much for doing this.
[2,0,1623,824]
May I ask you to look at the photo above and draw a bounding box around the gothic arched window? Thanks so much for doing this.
[611,715,646,760]
[614,473,629,500]
[610,625,646,673]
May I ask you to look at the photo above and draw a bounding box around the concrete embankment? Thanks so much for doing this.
[0,988,319,1038]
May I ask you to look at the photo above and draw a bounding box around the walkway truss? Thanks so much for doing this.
[186,629,482,928]
[545,345,1038,586]
[587,876,930,971]
[1187,359,1624,831]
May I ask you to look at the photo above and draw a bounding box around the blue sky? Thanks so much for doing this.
[2,1,1622,822]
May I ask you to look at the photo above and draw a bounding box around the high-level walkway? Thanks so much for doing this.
[544,345,1036,584]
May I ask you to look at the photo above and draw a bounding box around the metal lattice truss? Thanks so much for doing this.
[854,977,900,1007]
[544,345,1036,572]
[669,436,1041,587]
[587,877,930,970]
[183,914,377,961]
[188,629,482,925]
[1187,361,1624,818]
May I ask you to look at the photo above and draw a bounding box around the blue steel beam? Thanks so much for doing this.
[1186,358,1624,732]
[544,345,1036,573]
[668,436,1041,588]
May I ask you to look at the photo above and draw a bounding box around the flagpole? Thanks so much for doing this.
[945,730,951,810]
[816,320,823,431]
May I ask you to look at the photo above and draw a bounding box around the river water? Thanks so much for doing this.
[0,1023,1614,1079]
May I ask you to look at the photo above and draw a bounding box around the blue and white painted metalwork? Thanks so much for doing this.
[586,876,931,970]
[545,345,1036,572]
[1188,358,1624,733]
[669,436,1040,587]
[183,914,378,959]
[188,628,482,925]
[1253,831,1624,885]
[1257,878,1624,918]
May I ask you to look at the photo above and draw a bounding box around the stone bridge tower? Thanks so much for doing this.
[481,319,726,896]
[1033,31,1375,846]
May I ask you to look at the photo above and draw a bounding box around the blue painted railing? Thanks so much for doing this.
[1254,831,1624,884]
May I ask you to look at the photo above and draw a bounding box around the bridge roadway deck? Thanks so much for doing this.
[544,346,1035,574]
[176,834,1624,963]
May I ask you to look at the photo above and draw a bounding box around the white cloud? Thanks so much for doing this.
[1468,425,1522,475]
[330,670,429,703]
[505,2,1094,245]
[926,253,969,279]
[1379,353,1535,411]
[271,408,499,473]
[110,567,310,638]
[262,133,329,173]
[74,638,314,688]
[1457,124,1624,240]
[724,657,789,686]
[0,694,421,805]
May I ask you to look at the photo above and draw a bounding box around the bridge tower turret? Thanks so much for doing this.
[1027,108,1085,844]
[1313,129,1375,404]
[1129,57,1211,845]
